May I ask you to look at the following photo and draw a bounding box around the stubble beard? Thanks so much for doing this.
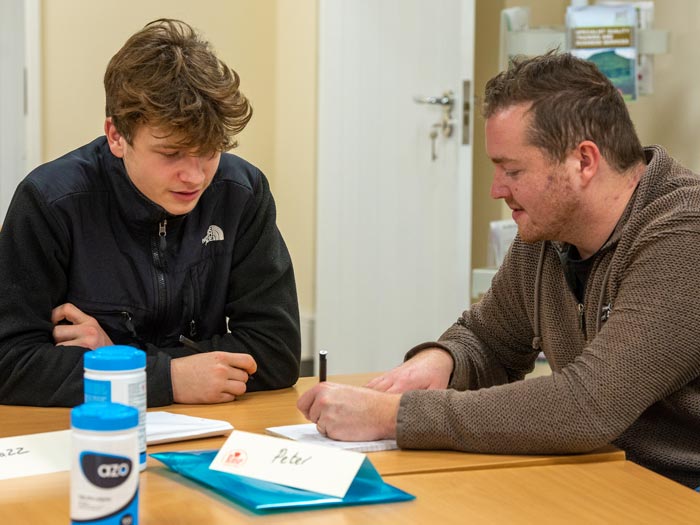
[516,170,580,245]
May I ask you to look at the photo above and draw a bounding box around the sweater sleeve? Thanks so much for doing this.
[397,216,700,454]
[0,181,88,407]
[143,172,301,406]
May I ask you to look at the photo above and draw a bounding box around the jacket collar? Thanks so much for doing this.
[98,137,174,229]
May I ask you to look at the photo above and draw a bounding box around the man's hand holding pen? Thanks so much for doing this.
[297,381,400,441]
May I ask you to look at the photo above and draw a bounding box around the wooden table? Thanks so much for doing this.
[1,450,697,524]
[5,375,660,525]
[0,373,624,478]
[3,373,697,525]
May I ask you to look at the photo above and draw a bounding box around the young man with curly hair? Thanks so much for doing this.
[0,19,300,407]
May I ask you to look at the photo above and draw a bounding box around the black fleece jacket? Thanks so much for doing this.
[0,137,300,407]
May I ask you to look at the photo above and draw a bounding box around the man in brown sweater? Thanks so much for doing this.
[298,52,700,489]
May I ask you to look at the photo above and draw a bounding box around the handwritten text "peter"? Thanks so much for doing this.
[271,448,311,466]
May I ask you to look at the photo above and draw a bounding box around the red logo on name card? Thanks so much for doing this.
[223,450,248,467]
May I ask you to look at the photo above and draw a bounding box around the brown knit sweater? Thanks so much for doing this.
[397,146,700,488]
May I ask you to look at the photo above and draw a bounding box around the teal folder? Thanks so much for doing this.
[151,450,415,512]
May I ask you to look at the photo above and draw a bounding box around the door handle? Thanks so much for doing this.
[413,92,454,107]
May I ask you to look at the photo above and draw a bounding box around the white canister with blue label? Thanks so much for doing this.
[71,401,139,525]
[84,345,147,470]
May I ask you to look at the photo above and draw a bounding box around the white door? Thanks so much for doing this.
[316,0,475,374]
[0,0,41,224]
[0,0,26,223]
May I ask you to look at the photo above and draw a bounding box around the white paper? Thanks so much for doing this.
[488,219,518,268]
[146,411,233,445]
[0,430,71,480]
[209,430,365,498]
[266,423,398,453]
[499,7,531,71]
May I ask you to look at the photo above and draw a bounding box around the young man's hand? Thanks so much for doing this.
[170,352,257,404]
[51,302,114,349]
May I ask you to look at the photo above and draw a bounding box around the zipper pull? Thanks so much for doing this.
[189,319,197,337]
[158,219,167,252]
[121,311,137,338]
[578,303,585,332]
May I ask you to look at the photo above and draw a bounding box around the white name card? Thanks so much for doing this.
[0,430,71,480]
[209,430,365,498]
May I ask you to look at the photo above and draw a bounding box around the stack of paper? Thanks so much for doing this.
[265,423,398,453]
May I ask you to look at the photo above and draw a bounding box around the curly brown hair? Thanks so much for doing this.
[104,18,252,154]
[483,51,644,172]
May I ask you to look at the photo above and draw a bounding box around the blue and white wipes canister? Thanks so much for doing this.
[71,402,139,525]
[84,345,147,470]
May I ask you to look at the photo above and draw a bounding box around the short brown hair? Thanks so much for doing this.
[483,51,644,172]
[104,18,252,154]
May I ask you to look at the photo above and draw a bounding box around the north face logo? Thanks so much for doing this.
[202,225,224,245]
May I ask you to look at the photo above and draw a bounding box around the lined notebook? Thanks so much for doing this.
[146,412,233,445]
[265,423,398,453]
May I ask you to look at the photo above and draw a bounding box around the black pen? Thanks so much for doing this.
[179,334,204,351]
[319,350,328,382]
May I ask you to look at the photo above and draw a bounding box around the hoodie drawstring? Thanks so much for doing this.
[531,242,547,351]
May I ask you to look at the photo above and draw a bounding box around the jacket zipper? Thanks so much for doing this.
[151,219,168,335]
[84,309,141,344]
[577,303,585,333]
[121,310,147,348]
[121,311,137,338]
[189,266,201,337]
[158,219,167,253]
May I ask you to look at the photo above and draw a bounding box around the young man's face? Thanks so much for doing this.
[105,119,221,216]
[486,103,581,244]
